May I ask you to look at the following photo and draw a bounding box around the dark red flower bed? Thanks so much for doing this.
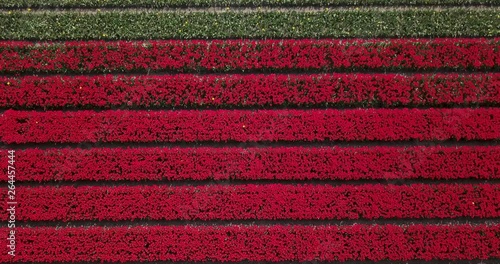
[1,108,499,143]
[1,73,499,109]
[1,224,499,262]
[1,38,498,74]
[4,184,499,221]
[2,146,499,182]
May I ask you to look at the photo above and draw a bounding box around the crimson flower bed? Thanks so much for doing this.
[1,38,498,74]
[2,108,499,143]
[3,146,499,182]
[1,73,499,109]
[3,184,499,221]
[1,224,499,262]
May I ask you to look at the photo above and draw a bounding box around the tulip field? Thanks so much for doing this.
[0,0,499,263]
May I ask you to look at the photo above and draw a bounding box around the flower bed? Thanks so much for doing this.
[3,146,499,181]
[2,108,499,143]
[5,183,499,221]
[1,224,499,262]
[2,73,499,109]
[1,39,498,73]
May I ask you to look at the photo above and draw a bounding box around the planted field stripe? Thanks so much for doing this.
[0,8,498,40]
[1,0,499,8]
[2,73,500,109]
[3,184,500,221]
[1,108,499,144]
[3,146,500,182]
[1,38,498,74]
[1,224,499,262]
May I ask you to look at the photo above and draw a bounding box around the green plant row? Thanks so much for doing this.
[0,8,498,40]
[0,0,498,8]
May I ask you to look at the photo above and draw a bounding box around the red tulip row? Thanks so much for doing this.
[1,224,499,262]
[1,73,499,109]
[1,38,498,73]
[1,108,499,144]
[2,146,499,182]
[3,184,499,222]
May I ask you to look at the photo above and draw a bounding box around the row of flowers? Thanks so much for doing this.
[2,146,499,182]
[2,108,499,143]
[1,73,499,109]
[1,224,499,262]
[1,38,498,73]
[4,183,499,221]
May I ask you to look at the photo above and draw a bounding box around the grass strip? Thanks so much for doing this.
[0,0,499,8]
[0,8,498,39]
